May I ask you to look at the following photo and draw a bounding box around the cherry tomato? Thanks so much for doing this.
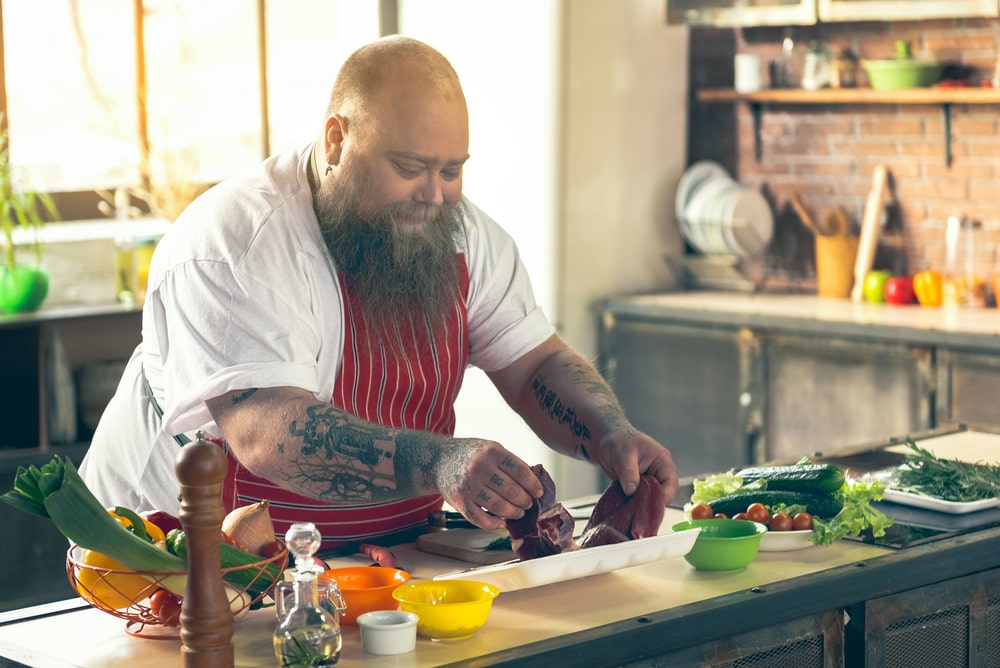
[713,513,728,519]
[689,503,715,520]
[149,588,182,627]
[792,512,814,531]
[746,503,770,524]
[732,512,748,521]
[769,512,793,532]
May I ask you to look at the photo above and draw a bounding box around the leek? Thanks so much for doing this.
[1,455,187,573]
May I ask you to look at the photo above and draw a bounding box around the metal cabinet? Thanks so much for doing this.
[936,347,1000,431]
[598,305,936,474]
[845,567,1000,667]
[635,609,844,667]
[818,0,998,21]
[763,333,934,462]
[599,313,761,478]
[666,0,817,26]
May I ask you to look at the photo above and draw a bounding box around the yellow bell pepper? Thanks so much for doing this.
[76,509,164,610]
[913,270,944,307]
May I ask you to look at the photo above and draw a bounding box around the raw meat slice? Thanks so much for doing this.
[505,464,579,560]
[578,475,665,548]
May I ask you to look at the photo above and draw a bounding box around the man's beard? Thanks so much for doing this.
[314,160,464,342]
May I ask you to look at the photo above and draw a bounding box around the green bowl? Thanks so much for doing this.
[861,59,944,90]
[672,519,767,571]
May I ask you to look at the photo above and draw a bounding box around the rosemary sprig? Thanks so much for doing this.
[892,437,1000,503]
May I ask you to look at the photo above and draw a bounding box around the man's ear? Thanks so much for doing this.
[325,114,348,165]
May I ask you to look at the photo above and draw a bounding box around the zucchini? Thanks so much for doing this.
[735,464,845,494]
[708,490,844,519]
[166,529,284,596]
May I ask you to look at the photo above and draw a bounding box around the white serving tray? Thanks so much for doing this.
[433,530,700,592]
[882,489,1000,515]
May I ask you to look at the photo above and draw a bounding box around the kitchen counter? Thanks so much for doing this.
[0,513,890,667]
[602,291,1000,352]
[2,512,999,666]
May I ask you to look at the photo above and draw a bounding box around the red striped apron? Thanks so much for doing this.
[220,255,470,550]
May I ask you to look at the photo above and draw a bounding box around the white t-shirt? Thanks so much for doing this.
[79,142,554,513]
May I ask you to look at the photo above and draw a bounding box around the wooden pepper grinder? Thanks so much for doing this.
[175,433,234,667]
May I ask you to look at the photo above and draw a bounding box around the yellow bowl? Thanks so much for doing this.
[319,566,410,625]
[392,580,499,640]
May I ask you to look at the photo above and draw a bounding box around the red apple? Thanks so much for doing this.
[884,276,915,305]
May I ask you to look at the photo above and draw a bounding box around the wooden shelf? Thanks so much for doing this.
[697,87,1000,105]
[695,87,1000,166]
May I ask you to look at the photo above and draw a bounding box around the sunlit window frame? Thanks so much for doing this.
[0,0,397,222]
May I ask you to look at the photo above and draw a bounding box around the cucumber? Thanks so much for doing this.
[708,490,844,519]
[166,529,284,596]
[735,464,845,494]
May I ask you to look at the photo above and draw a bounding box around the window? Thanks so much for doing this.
[0,0,381,219]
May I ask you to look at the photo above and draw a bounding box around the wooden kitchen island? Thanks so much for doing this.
[1,499,998,667]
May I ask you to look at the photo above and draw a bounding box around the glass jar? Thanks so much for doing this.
[802,42,832,91]
[943,216,988,308]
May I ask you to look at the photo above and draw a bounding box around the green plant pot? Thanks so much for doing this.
[0,266,50,313]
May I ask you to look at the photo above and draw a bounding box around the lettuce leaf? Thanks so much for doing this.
[811,479,894,546]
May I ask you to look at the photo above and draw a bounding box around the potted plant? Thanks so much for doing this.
[0,126,59,313]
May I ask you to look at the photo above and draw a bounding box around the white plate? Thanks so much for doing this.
[758,529,814,552]
[684,177,734,255]
[724,186,774,259]
[675,161,729,225]
[882,489,1000,515]
[433,530,701,592]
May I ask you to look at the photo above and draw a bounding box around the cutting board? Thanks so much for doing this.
[416,529,516,565]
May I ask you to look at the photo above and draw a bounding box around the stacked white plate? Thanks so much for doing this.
[675,161,774,259]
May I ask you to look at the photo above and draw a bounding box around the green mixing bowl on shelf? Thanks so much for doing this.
[861,40,944,90]
[671,518,767,572]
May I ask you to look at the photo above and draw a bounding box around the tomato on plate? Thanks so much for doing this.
[769,512,793,532]
[689,502,714,520]
[792,512,814,531]
[746,503,770,524]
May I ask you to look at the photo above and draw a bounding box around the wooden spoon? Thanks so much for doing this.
[790,194,827,236]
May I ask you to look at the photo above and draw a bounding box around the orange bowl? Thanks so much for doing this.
[319,566,410,625]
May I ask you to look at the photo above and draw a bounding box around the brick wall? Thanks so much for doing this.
[687,19,1000,291]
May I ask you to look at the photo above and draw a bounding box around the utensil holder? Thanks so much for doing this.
[815,235,859,298]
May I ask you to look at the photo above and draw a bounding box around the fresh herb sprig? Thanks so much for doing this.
[892,437,1000,502]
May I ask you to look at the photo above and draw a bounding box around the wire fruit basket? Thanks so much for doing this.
[66,542,288,638]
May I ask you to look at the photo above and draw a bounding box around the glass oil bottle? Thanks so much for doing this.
[273,522,342,666]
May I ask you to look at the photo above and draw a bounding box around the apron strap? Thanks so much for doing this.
[141,363,190,447]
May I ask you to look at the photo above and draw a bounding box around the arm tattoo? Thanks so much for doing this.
[530,374,593,447]
[529,359,628,460]
[231,389,258,404]
[278,404,446,503]
[283,404,398,502]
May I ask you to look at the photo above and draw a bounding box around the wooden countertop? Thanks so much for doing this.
[602,291,1000,351]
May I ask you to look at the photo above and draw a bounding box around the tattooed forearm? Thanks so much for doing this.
[231,388,258,404]
[530,374,594,447]
[283,404,399,502]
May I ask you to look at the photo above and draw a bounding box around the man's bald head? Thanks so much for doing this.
[326,36,465,126]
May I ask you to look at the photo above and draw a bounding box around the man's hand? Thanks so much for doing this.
[592,428,679,504]
[434,438,544,531]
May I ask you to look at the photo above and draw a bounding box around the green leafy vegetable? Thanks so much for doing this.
[811,478,893,546]
[687,460,894,546]
[891,437,1000,502]
[689,471,764,504]
[1,455,187,573]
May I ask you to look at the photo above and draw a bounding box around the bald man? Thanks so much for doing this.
[80,36,678,550]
